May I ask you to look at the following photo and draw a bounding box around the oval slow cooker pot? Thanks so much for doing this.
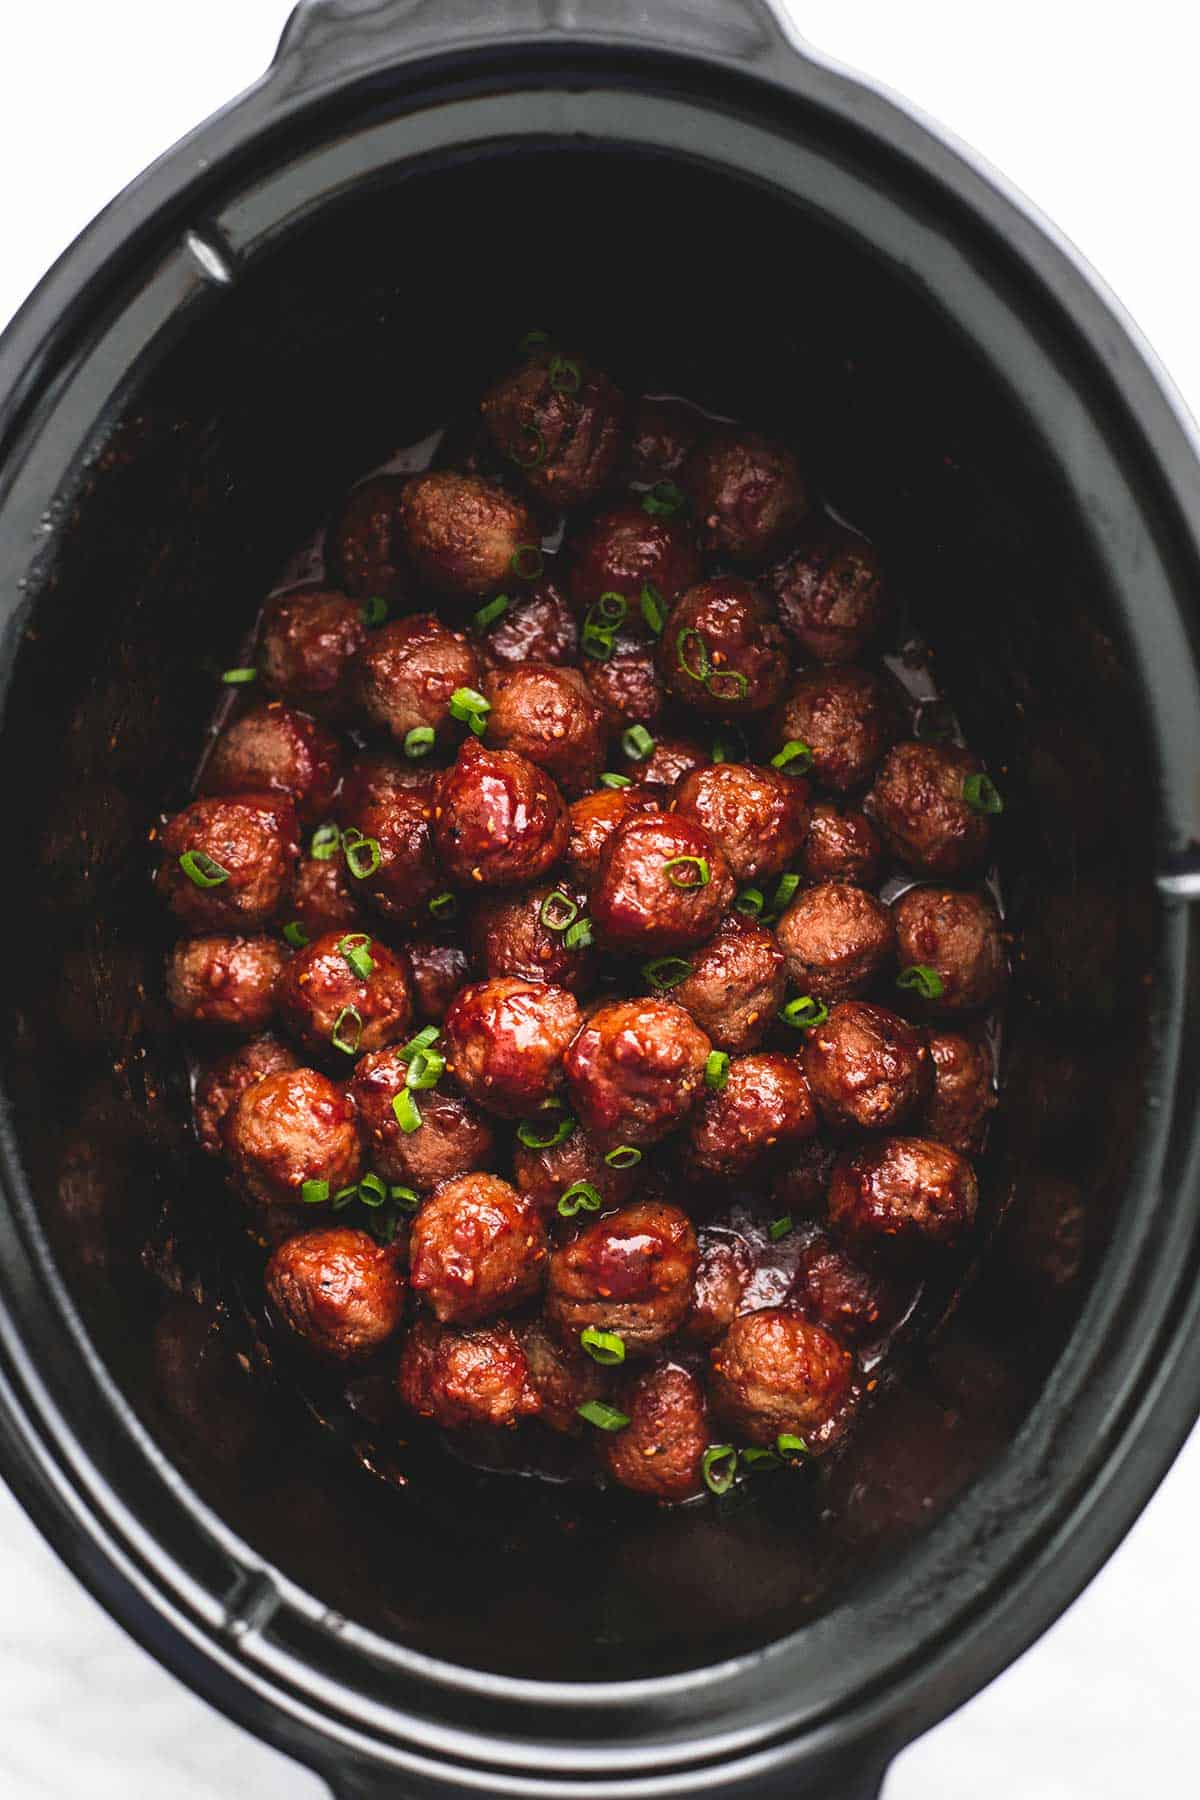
[2,2,1200,1795]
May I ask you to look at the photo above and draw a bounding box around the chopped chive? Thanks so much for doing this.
[706,669,748,701]
[772,739,814,774]
[389,1185,421,1212]
[540,889,579,932]
[518,1117,575,1149]
[337,932,374,981]
[342,831,382,880]
[963,771,1004,814]
[401,1025,441,1056]
[768,1214,793,1242]
[594,592,628,625]
[361,595,388,627]
[474,594,509,631]
[663,854,710,889]
[779,995,829,1031]
[742,1446,783,1472]
[331,1005,363,1055]
[510,543,544,581]
[676,627,711,681]
[558,1180,603,1218]
[404,725,435,759]
[577,1398,630,1431]
[429,890,458,920]
[580,1327,626,1366]
[300,1178,329,1205]
[221,667,257,685]
[405,1048,445,1090]
[734,885,764,919]
[702,1444,738,1495]
[563,916,594,949]
[640,583,666,635]
[641,479,685,518]
[392,1089,422,1133]
[178,850,229,888]
[282,921,309,949]
[310,822,339,861]
[643,955,692,990]
[622,724,654,761]
[448,686,491,735]
[705,1051,730,1091]
[332,1184,359,1211]
[604,1144,642,1169]
[599,772,631,789]
[777,1433,808,1458]
[582,620,617,661]
[771,872,801,914]
[897,963,945,1001]
[358,1171,387,1209]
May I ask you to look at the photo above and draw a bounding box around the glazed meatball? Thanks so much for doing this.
[671,761,811,884]
[409,1173,547,1326]
[326,472,409,601]
[398,470,537,595]
[770,1137,839,1220]
[669,913,788,1053]
[397,1316,539,1430]
[565,998,712,1150]
[481,350,625,509]
[800,803,883,887]
[349,1046,494,1191]
[434,739,569,888]
[581,631,666,730]
[892,886,1006,1014]
[192,1033,298,1157]
[277,929,413,1061]
[166,934,287,1032]
[682,1234,751,1344]
[201,703,340,825]
[469,881,595,993]
[517,1318,607,1432]
[684,426,810,562]
[708,1309,852,1449]
[404,937,470,1022]
[629,732,710,789]
[683,1053,819,1179]
[157,794,299,932]
[771,667,902,794]
[477,577,579,671]
[659,578,789,717]
[482,665,606,798]
[803,1002,931,1133]
[258,587,367,718]
[287,851,362,937]
[626,395,700,483]
[568,502,701,630]
[591,811,735,954]
[443,977,581,1118]
[512,1121,638,1221]
[790,1231,904,1346]
[226,1066,361,1210]
[564,785,666,889]
[265,1227,405,1361]
[919,1031,995,1156]
[776,882,896,1003]
[763,520,888,662]
[336,754,441,926]
[545,1200,698,1356]
[869,742,996,878]
[356,612,481,749]
[828,1135,979,1259]
[601,1362,709,1502]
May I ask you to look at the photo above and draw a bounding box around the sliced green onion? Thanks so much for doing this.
[577,1398,630,1431]
[401,1024,441,1057]
[897,963,945,1001]
[392,1088,422,1133]
[282,921,309,949]
[558,1180,603,1217]
[178,850,229,888]
[548,354,582,394]
[582,621,616,661]
[361,595,388,627]
[772,739,814,774]
[332,1184,359,1211]
[474,594,509,631]
[405,1048,445,1090]
[604,1144,642,1169]
[511,424,547,469]
[963,771,1004,814]
[706,668,748,701]
[371,1211,399,1244]
[640,584,666,635]
[779,995,829,1031]
[563,916,594,949]
[510,543,544,581]
[663,854,710,889]
[771,872,801,914]
[599,772,631,789]
[777,1432,808,1458]
[300,1178,329,1205]
[768,1214,793,1242]
[643,955,692,990]
[676,627,711,681]
[519,328,551,354]
[642,480,685,518]
[342,831,382,880]
[622,724,654,761]
[331,1005,363,1055]
[580,1327,626,1366]
[742,1446,783,1471]
[310,822,339,861]
[448,686,491,736]
[358,1171,387,1209]
[428,891,458,921]
[404,726,435,759]
[338,932,374,981]
[389,1185,421,1212]
[221,667,257,685]
[594,592,628,625]
[540,890,579,932]
[702,1444,738,1495]
[518,1116,575,1149]
[705,1051,730,1091]
[734,885,764,919]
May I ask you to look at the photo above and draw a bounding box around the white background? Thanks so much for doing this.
[2,4,1198,1795]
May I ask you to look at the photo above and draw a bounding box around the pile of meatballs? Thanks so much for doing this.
[157,341,1008,1504]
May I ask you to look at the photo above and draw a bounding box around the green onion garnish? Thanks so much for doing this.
[777,1433,808,1458]
[392,1089,422,1133]
[390,1185,421,1212]
[677,627,711,681]
[702,1444,738,1494]
[405,1048,445,1090]
[361,595,388,627]
[342,829,382,880]
[448,686,491,736]
[706,669,748,701]
[300,1179,329,1205]
[622,724,654,761]
[338,932,374,981]
[558,1180,603,1218]
[221,667,257,685]
[577,1398,630,1431]
[580,1328,626,1366]
[310,822,339,861]
[640,584,666,635]
[358,1171,387,1209]
[282,921,309,949]
[511,425,547,469]
[771,872,801,914]
[705,1051,730,1091]
[548,354,582,394]
[332,1184,359,1211]
[963,772,1004,814]
[643,955,692,990]
[474,594,509,631]
[599,772,631,789]
[642,480,685,518]
[402,1025,441,1056]
[428,891,458,921]
[540,890,579,932]
[404,726,435,759]
[772,739,813,774]
[519,328,551,355]
[897,963,945,1001]
[734,886,764,919]
[582,621,616,661]
[178,850,229,888]
[331,1005,363,1055]
[563,917,594,949]
[779,995,829,1031]
[594,592,628,625]
[604,1144,642,1169]
[663,854,710,889]
[518,1117,575,1149]
[768,1214,793,1242]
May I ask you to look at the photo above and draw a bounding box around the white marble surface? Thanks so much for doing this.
[3,4,1199,1794]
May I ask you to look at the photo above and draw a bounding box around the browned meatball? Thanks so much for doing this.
[892,886,1006,1013]
[546,1200,698,1356]
[659,578,789,717]
[335,754,441,926]
[763,520,888,662]
[790,1230,905,1346]
[626,395,700,484]
[287,851,362,938]
[469,881,595,993]
[684,426,810,562]
[482,665,606,799]
[226,1066,362,1209]
[349,1047,494,1191]
[708,1309,852,1449]
[682,1234,751,1343]
[193,1033,298,1157]
[258,586,367,718]
[326,473,409,601]
[512,1120,638,1220]
[516,1317,607,1432]
[670,913,788,1053]
[683,1052,819,1179]
[565,998,711,1150]
[629,732,710,789]
[404,937,470,1023]
[397,1316,540,1429]
[828,1135,979,1259]
[481,350,625,509]
[201,703,341,826]
[157,794,299,932]
[398,471,538,595]
[564,785,666,889]
[919,1031,995,1156]
[581,631,666,730]
[869,742,996,878]
[277,929,413,1062]
[434,739,569,888]
[166,934,286,1033]
[800,802,883,887]
[356,612,482,748]
[409,1173,547,1326]
[592,810,735,954]
[770,1137,839,1220]
[601,1362,709,1502]
[776,882,896,1003]
[443,977,581,1118]
[803,1002,931,1133]
[568,502,701,631]
[672,762,811,885]
[265,1227,405,1361]
[771,667,902,794]
[477,577,579,671]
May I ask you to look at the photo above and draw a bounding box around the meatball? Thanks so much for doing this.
[192,1033,298,1157]
[568,502,701,630]
[670,913,788,1054]
[630,732,710,790]
[659,578,788,717]
[800,803,883,887]
[481,350,625,509]
[828,1135,979,1258]
[803,1002,931,1133]
[790,1231,904,1346]
[265,1227,405,1361]
[682,1234,751,1344]
[683,1052,819,1179]
[201,703,341,825]
[671,761,811,885]
[356,613,482,749]
[770,1137,839,1220]
[469,881,595,993]
[709,1309,852,1449]
[397,1316,540,1430]
[564,785,666,889]
[892,886,1006,1014]
[771,666,902,794]
[398,470,537,595]
[478,577,579,671]
[776,882,896,1003]
[326,473,409,602]
[226,1066,361,1210]
[404,937,470,1022]
[545,1200,698,1356]
[591,810,735,954]
[336,754,441,926]
[626,395,700,484]
[287,851,362,938]
[683,426,810,562]
[919,1031,995,1156]
[443,977,581,1118]
[434,739,569,888]
[349,1047,494,1191]
[512,1120,638,1220]
[258,586,367,718]
[277,929,413,1061]
[601,1362,709,1502]
[166,934,287,1032]
[409,1173,547,1326]
[565,998,712,1150]
[482,665,606,798]
[515,1319,606,1433]
[581,631,666,730]
[157,794,299,932]
[869,742,996,878]
[763,520,888,662]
